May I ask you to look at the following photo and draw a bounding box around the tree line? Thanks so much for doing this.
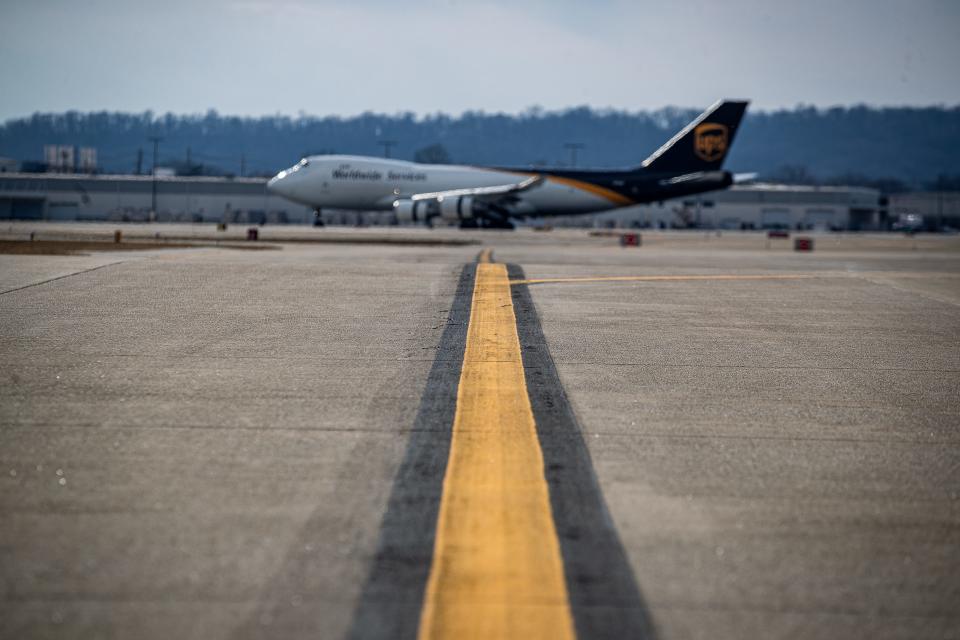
[1,105,958,190]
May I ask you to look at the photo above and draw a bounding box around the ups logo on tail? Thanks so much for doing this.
[694,123,728,162]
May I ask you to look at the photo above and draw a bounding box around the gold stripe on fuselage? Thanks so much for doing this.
[541,174,634,206]
[475,166,635,207]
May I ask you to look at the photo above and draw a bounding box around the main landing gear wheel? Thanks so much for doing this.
[482,218,515,230]
[461,214,515,230]
[313,209,325,227]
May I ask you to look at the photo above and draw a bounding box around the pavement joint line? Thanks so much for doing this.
[0,354,447,362]
[854,274,960,307]
[635,601,960,619]
[7,423,958,445]
[554,362,960,373]
[3,595,954,621]
[0,260,127,295]
[578,432,960,446]
[511,274,820,286]
[5,355,958,374]
[0,423,480,434]
[0,392,424,400]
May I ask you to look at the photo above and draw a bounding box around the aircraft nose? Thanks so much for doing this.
[267,172,287,194]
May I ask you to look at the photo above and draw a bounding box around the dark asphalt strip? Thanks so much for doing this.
[350,260,655,639]
[348,263,476,640]
[508,263,658,640]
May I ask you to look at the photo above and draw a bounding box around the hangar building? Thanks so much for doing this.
[889,191,960,230]
[0,173,891,230]
[0,173,312,224]
[590,183,886,230]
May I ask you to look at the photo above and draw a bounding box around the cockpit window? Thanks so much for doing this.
[284,158,309,176]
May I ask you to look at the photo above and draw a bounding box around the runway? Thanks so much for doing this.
[1,225,958,639]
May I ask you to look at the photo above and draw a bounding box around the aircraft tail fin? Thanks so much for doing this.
[640,99,749,174]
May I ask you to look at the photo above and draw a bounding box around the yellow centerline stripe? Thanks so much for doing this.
[478,248,493,263]
[511,274,818,286]
[418,262,576,640]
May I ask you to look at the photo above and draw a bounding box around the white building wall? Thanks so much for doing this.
[0,175,886,229]
[0,174,314,224]
[890,192,960,228]
[587,184,880,230]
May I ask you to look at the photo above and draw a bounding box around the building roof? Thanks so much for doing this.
[731,182,880,196]
[0,172,268,185]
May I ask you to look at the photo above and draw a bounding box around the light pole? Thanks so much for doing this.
[564,142,585,168]
[378,140,398,159]
[148,136,163,216]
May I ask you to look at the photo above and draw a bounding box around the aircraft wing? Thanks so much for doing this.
[410,174,544,202]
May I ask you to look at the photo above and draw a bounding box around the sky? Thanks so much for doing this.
[1,0,958,121]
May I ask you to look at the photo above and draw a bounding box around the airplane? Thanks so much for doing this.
[267,99,749,229]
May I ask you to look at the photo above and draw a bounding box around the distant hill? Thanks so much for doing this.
[1,105,958,188]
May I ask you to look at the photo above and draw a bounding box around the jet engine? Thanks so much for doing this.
[394,196,481,224]
[393,199,433,224]
[437,195,477,222]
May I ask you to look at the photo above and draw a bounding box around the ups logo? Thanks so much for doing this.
[694,123,729,162]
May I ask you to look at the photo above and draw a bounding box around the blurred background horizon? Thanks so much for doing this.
[1,0,959,121]
[1,0,959,189]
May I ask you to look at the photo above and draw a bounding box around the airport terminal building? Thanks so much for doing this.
[0,172,925,231]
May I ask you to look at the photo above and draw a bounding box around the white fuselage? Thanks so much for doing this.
[266,155,619,216]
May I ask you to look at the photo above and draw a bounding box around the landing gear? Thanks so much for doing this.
[459,212,515,230]
[313,208,325,227]
[482,218,515,230]
[480,211,515,230]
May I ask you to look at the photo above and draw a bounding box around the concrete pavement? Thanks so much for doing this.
[1,225,958,639]
[498,238,960,639]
